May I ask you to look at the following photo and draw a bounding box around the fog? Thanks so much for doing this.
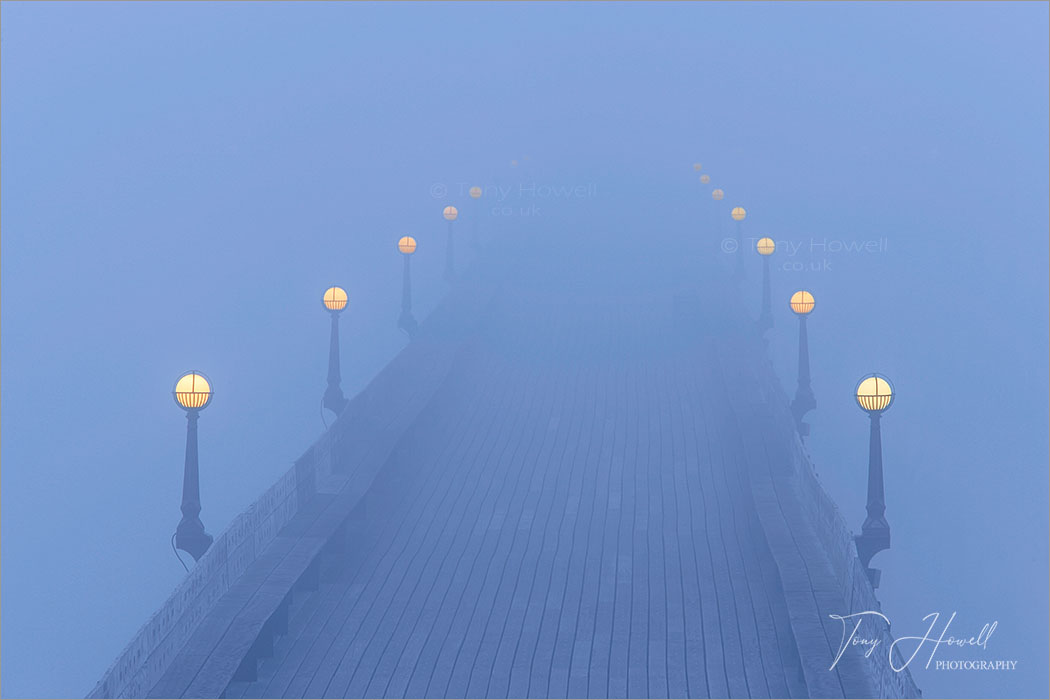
[2,2,1047,698]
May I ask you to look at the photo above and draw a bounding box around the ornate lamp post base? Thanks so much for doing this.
[855,525,890,588]
[323,386,347,414]
[791,390,816,431]
[398,312,418,338]
[176,518,214,562]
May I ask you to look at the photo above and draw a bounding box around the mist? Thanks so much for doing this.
[2,2,1048,698]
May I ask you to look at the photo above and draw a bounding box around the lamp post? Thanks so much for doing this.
[711,189,724,241]
[443,205,458,282]
[398,236,418,337]
[854,373,895,589]
[789,291,816,434]
[173,371,214,562]
[731,206,746,281]
[756,236,775,332]
[469,187,482,252]
[322,286,349,415]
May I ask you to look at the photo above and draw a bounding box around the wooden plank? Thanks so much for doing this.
[666,352,709,699]
[606,361,637,699]
[265,349,504,699]
[401,356,540,699]
[456,358,569,697]
[483,364,567,697]
[644,360,669,699]
[584,356,626,699]
[675,352,731,699]
[713,336,849,699]
[655,359,689,700]
[552,361,603,699]
[368,351,525,700]
[480,357,573,698]
[425,359,547,698]
[566,354,612,699]
[302,352,518,699]
[501,357,579,699]
[701,353,805,698]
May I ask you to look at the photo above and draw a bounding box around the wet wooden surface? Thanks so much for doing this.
[221,290,810,699]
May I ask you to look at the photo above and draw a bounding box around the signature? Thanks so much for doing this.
[829,611,997,671]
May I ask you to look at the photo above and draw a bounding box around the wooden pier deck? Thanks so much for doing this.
[218,287,811,699]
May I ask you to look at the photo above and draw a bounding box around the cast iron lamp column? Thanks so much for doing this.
[469,186,483,252]
[854,373,895,589]
[443,205,458,282]
[711,188,724,255]
[322,286,349,415]
[173,371,214,562]
[756,236,775,332]
[731,206,746,281]
[699,175,711,230]
[789,290,817,434]
[397,236,419,337]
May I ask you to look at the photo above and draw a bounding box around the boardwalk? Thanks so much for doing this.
[113,226,915,700]
[221,286,810,699]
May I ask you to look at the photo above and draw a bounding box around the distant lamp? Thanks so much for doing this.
[700,174,711,184]
[731,206,747,280]
[442,206,457,282]
[789,291,817,433]
[712,189,724,201]
[321,286,349,415]
[755,237,775,331]
[173,372,214,562]
[469,186,482,199]
[398,236,418,337]
[693,163,702,172]
[854,373,895,588]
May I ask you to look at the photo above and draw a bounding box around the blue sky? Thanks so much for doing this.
[2,2,1048,697]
